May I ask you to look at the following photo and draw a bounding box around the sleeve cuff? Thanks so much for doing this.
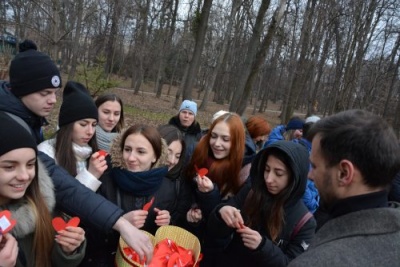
[76,169,102,191]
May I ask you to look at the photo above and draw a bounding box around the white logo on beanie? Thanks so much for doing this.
[51,75,61,87]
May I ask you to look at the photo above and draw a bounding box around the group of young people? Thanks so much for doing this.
[0,39,399,267]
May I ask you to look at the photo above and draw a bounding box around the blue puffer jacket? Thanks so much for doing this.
[298,138,319,213]
[264,125,286,147]
[0,81,123,230]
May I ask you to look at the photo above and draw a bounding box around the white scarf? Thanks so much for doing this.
[72,142,92,174]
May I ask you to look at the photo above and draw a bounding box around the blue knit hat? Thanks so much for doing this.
[179,100,197,116]
[286,117,305,130]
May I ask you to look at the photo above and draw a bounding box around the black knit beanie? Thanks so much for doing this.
[0,112,37,156]
[10,40,62,97]
[58,81,98,127]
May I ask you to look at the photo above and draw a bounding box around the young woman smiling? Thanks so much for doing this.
[0,111,85,267]
[82,125,183,266]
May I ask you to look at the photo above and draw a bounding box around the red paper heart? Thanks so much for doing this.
[67,217,80,227]
[52,217,80,232]
[98,150,108,157]
[143,197,155,211]
[195,165,208,178]
[0,210,17,234]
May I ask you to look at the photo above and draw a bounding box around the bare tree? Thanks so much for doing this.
[181,0,213,101]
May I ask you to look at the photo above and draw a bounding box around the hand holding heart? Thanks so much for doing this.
[0,233,18,267]
[195,174,214,193]
[52,217,85,255]
[123,210,148,229]
[88,151,108,179]
[236,226,262,250]
[0,210,16,235]
[154,208,170,226]
[219,206,244,229]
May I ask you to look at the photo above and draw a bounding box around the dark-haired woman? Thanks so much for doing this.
[157,124,192,227]
[38,81,107,192]
[95,93,125,153]
[206,141,316,266]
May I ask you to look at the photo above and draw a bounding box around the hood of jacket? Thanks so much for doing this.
[250,140,309,206]
[4,160,55,238]
[110,128,169,170]
[168,115,202,135]
[0,81,48,140]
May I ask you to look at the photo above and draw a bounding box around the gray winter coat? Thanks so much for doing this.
[289,206,400,267]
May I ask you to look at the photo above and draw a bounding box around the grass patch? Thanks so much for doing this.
[123,104,174,127]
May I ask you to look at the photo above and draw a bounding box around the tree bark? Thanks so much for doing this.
[181,0,213,101]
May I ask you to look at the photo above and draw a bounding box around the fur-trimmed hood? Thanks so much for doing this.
[110,128,169,170]
[4,159,55,238]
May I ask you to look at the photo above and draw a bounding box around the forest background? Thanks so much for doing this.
[1,0,400,135]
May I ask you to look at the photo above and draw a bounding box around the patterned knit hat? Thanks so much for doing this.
[58,81,98,127]
[10,40,61,97]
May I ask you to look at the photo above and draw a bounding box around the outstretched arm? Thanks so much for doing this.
[39,151,154,263]
[113,217,153,263]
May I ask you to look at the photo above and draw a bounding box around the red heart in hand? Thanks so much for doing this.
[195,165,208,178]
[0,210,17,234]
[143,197,155,211]
[98,150,108,157]
[52,217,80,232]
[239,222,245,229]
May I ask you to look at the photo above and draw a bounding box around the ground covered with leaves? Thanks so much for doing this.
[44,86,282,137]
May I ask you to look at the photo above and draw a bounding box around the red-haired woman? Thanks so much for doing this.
[185,113,249,251]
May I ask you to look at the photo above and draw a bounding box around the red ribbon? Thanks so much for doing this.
[148,238,196,267]
[122,247,147,265]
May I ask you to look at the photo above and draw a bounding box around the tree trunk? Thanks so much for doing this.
[181,0,213,101]
[229,0,271,112]
[68,0,84,80]
[236,0,286,115]
[199,0,241,111]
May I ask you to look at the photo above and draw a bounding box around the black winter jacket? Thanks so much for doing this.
[0,81,123,231]
[168,115,202,164]
[206,141,316,267]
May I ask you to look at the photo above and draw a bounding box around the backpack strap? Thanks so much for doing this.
[290,211,313,240]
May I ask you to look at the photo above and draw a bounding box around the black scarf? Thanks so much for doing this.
[111,166,168,197]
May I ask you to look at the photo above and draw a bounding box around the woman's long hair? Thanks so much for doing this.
[187,113,245,197]
[24,161,54,267]
[95,93,125,132]
[157,124,186,173]
[55,122,99,176]
[244,148,294,242]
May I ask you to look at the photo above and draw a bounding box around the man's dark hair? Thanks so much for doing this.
[308,109,400,188]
